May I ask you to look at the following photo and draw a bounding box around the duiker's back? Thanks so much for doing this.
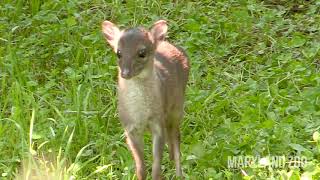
[154,41,189,119]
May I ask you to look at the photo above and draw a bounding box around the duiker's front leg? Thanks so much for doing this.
[125,131,146,180]
[151,122,165,180]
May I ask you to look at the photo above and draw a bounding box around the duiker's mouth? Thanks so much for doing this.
[120,72,133,79]
[120,68,137,79]
[121,65,146,79]
[121,75,133,79]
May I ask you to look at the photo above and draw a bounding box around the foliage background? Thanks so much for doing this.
[1,0,320,179]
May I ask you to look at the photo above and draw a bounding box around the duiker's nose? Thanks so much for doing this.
[121,69,131,79]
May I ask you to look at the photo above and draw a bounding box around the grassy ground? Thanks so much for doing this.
[1,0,320,179]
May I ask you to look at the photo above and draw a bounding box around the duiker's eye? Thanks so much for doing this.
[138,49,146,58]
[116,50,122,58]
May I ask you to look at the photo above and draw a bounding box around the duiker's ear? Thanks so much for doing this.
[102,21,121,49]
[150,20,167,43]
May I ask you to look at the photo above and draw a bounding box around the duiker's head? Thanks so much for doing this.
[102,20,167,79]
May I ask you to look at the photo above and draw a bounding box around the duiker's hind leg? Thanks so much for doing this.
[125,131,146,180]
[167,112,184,178]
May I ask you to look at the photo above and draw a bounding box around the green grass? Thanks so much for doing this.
[1,0,320,179]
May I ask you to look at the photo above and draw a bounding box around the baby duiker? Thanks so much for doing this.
[102,20,189,180]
